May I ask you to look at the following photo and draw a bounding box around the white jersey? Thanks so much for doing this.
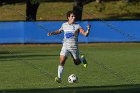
[59,22,82,49]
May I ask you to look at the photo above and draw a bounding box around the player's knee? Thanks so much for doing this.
[73,60,81,65]
[74,62,80,65]
[60,63,65,66]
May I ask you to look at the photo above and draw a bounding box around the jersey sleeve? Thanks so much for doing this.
[77,24,84,33]
[78,24,82,29]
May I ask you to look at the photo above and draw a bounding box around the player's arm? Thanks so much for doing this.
[47,30,63,36]
[79,24,91,37]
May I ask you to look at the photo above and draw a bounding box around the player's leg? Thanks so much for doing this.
[70,49,81,65]
[72,57,81,65]
[80,54,88,68]
[55,55,67,83]
[70,49,87,68]
[55,47,68,83]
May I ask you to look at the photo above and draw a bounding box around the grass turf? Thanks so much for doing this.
[0,43,140,92]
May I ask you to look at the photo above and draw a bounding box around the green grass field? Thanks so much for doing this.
[0,43,140,93]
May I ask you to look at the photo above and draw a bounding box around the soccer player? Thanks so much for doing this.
[47,11,91,83]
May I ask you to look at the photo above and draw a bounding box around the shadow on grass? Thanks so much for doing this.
[0,84,140,93]
[0,54,59,61]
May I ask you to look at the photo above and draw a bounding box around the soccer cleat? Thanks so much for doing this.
[81,55,88,68]
[83,64,87,68]
[55,77,62,83]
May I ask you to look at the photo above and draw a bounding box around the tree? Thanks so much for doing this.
[96,0,102,3]
[73,0,84,21]
[26,0,40,21]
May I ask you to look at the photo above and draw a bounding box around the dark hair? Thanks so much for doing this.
[66,11,75,19]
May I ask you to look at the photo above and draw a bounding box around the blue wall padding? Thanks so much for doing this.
[0,22,24,43]
[0,21,140,44]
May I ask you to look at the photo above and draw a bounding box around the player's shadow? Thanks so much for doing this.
[0,84,140,93]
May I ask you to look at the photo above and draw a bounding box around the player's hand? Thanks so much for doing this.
[87,24,91,30]
[47,32,52,36]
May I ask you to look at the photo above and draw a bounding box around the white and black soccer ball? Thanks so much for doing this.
[68,74,78,83]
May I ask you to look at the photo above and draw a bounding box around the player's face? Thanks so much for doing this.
[68,13,75,23]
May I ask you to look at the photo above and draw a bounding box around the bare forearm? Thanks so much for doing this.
[85,28,90,36]
[48,30,61,36]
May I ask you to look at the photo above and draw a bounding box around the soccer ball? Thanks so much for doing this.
[68,74,78,83]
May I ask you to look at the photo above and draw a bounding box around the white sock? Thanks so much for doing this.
[58,65,64,79]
